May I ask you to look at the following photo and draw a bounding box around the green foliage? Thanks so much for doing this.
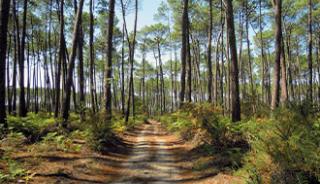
[88,112,114,151]
[7,113,56,142]
[246,168,263,184]
[88,111,146,151]
[0,160,26,183]
[38,132,82,152]
[264,108,320,183]
[162,103,246,148]
[0,132,26,154]
[159,112,194,139]
[239,107,320,183]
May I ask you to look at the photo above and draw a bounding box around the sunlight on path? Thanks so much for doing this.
[109,121,182,184]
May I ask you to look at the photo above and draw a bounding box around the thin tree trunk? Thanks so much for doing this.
[317,39,320,102]
[89,0,96,113]
[121,23,125,115]
[19,0,28,117]
[75,0,85,121]
[121,0,138,122]
[12,0,19,115]
[271,0,282,110]
[224,0,241,122]
[0,0,11,131]
[7,34,12,114]
[207,0,213,102]
[280,38,288,104]
[105,0,115,122]
[180,0,188,105]
[55,0,66,118]
[259,0,266,104]
[187,19,192,102]
[245,1,255,112]
[157,41,165,114]
[307,0,313,103]
[61,0,85,127]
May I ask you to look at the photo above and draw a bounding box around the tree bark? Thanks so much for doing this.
[224,0,241,122]
[121,23,125,115]
[307,0,313,103]
[180,0,188,106]
[207,0,213,102]
[19,0,28,117]
[0,0,11,131]
[271,0,282,110]
[89,0,96,113]
[280,39,288,104]
[55,0,66,118]
[105,0,115,122]
[61,0,85,127]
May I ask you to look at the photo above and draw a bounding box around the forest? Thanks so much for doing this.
[0,0,319,183]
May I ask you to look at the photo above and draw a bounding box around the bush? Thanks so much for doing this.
[0,159,26,183]
[37,132,82,152]
[7,113,56,142]
[246,167,263,184]
[88,111,146,151]
[159,112,194,139]
[262,108,320,183]
[87,112,114,151]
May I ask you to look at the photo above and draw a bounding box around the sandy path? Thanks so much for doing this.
[110,121,183,184]
[9,120,242,184]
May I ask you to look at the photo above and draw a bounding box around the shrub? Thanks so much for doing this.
[87,112,114,151]
[246,167,263,184]
[37,132,82,152]
[0,159,27,183]
[262,108,320,183]
[7,113,56,142]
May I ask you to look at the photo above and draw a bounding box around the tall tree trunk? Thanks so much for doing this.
[271,0,282,110]
[74,0,85,121]
[259,0,266,104]
[245,1,255,112]
[174,46,178,108]
[89,0,96,113]
[180,0,188,105]
[238,9,245,101]
[12,0,20,115]
[142,47,146,108]
[157,41,165,114]
[207,0,213,102]
[7,34,12,114]
[19,0,28,117]
[280,39,288,104]
[224,0,240,122]
[186,19,192,102]
[317,39,320,102]
[0,0,11,131]
[121,23,125,115]
[105,0,115,122]
[307,0,313,103]
[61,0,85,127]
[55,0,66,118]
[220,0,224,111]
[122,0,138,122]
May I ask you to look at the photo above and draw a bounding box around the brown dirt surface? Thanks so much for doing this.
[4,120,243,184]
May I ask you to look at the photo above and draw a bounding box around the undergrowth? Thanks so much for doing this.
[160,103,320,184]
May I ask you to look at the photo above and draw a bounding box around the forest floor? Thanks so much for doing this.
[2,120,243,184]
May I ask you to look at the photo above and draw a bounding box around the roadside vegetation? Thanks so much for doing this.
[160,103,320,183]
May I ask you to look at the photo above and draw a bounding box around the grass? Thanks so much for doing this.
[1,111,148,182]
[1,105,319,183]
[159,104,320,183]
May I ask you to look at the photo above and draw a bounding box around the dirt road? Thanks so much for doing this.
[109,121,185,183]
[12,121,241,184]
